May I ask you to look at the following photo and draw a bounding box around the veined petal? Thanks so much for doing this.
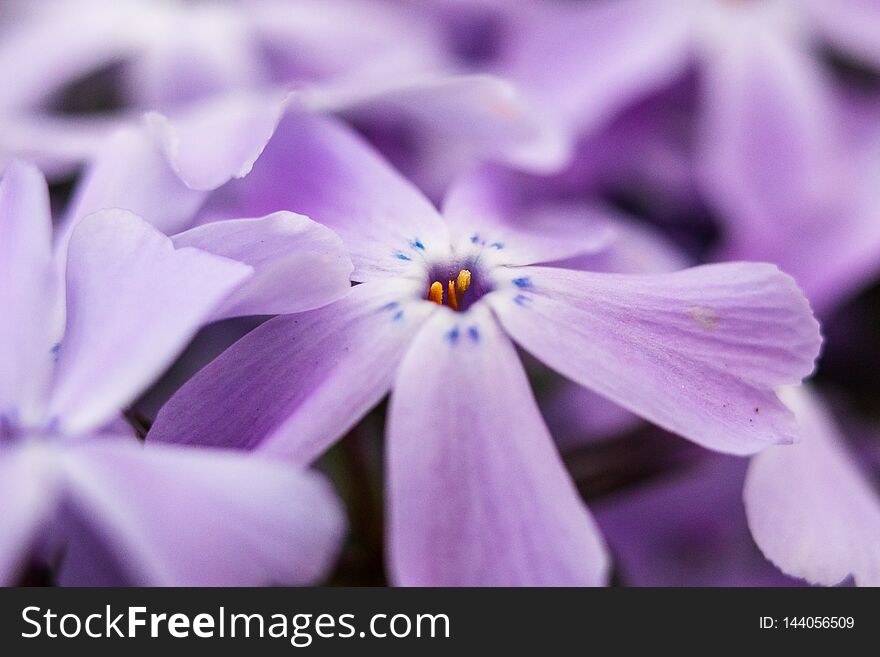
[744,387,880,587]
[489,263,822,455]
[203,110,450,282]
[0,161,58,422]
[148,279,434,463]
[48,210,252,436]
[387,305,609,586]
[58,438,345,586]
[0,444,62,585]
[171,212,354,319]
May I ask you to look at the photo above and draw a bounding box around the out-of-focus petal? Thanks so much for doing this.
[48,210,252,435]
[807,0,880,71]
[318,74,570,174]
[501,0,692,134]
[58,438,345,586]
[62,125,206,237]
[144,91,290,191]
[171,212,353,319]
[699,22,839,245]
[442,165,613,266]
[201,110,450,282]
[148,280,434,463]
[0,161,57,422]
[387,305,609,586]
[489,263,821,455]
[744,387,880,586]
[0,444,61,584]
[594,453,801,586]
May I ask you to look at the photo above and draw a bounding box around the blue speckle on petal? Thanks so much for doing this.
[514,294,529,306]
[381,301,399,312]
[512,277,532,289]
[394,251,412,261]
[490,242,504,249]
[51,343,61,361]
[468,325,480,343]
[411,239,425,250]
[392,310,404,321]
[446,326,460,344]
[470,234,480,244]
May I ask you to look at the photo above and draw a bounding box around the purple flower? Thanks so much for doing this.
[0,160,346,585]
[744,386,880,586]
[148,112,822,586]
[0,0,445,174]
[493,0,880,313]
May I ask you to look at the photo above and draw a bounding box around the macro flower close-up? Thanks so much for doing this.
[2,0,880,608]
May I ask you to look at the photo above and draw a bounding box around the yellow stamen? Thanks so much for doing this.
[428,281,444,305]
[447,280,459,311]
[455,269,471,295]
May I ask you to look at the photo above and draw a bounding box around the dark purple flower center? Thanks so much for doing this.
[424,261,490,312]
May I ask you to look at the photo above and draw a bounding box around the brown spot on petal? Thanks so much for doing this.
[689,305,720,330]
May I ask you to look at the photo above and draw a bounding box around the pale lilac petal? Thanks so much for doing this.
[0,445,61,584]
[171,212,353,319]
[320,74,570,174]
[0,161,57,422]
[0,112,122,180]
[144,91,291,191]
[148,280,434,464]
[388,305,609,586]
[744,387,880,586]
[204,110,450,281]
[699,23,840,245]
[49,210,252,436]
[442,165,613,266]
[62,126,206,237]
[502,0,692,133]
[489,263,821,455]
[58,439,345,586]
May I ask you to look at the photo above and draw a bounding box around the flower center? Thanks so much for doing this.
[424,262,489,312]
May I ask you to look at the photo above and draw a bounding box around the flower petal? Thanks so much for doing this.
[319,74,570,174]
[62,126,207,237]
[0,444,61,584]
[502,0,692,133]
[489,263,822,455]
[744,387,880,586]
[699,22,839,247]
[58,438,345,586]
[148,279,434,463]
[171,212,354,319]
[442,165,614,266]
[48,209,252,435]
[144,91,291,192]
[202,110,450,282]
[0,161,57,422]
[387,305,609,586]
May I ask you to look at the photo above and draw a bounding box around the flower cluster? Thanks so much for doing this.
[1,0,878,587]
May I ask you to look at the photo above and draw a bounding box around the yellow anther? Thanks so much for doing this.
[428,281,444,305]
[455,269,471,295]
[447,280,459,311]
